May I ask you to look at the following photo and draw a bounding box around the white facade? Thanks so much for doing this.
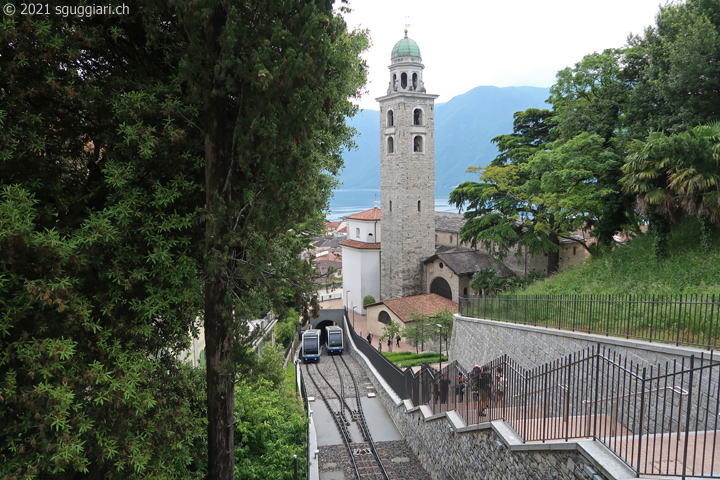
[347,217,381,244]
[342,246,380,317]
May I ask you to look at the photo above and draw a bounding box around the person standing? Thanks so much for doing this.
[396,334,401,347]
[478,366,492,417]
[387,336,392,352]
[494,367,506,409]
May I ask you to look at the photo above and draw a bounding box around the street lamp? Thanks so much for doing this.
[345,289,351,310]
[352,306,358,331]
[436,323,443,373]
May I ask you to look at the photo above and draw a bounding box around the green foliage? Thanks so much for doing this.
[276,308,300,348]
[363,295,376,308]
[251,344,287,388]
[233,378,306,480]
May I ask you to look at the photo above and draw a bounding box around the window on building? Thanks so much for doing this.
[413,108,422,125]
[417,200,421,212]
[392,74,397,91]
[401,72,407,89]
[387,136,394,154]
[389,200,392,212]
[413,135,423,152]
[463,288,468,296]
[355,228,360,238]
[387,109,394,127]
[573,246,577,255]
[379,310,391,325]
[412,72,418,90]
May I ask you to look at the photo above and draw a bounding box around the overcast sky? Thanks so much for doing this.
[342,0,667,110]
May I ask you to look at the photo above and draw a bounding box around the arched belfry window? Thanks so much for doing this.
[413,108,422,126]
[413,135,423,153]
[412,73,418,90]
[392,74,397,91]
[401,72,407,89]
[387,136,394,154]
[387,110,394,127]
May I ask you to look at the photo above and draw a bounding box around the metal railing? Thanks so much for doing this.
[345,311,720,479]
[459,294,720,349]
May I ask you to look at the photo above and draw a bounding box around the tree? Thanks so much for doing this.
[173,2,368,476]
[621,123,720,259]
[1,7,208,477]
[380,319,402,352]
[403,312,432,353]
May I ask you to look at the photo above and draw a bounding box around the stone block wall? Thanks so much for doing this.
[348,337,616,480]
[449,315,720,436]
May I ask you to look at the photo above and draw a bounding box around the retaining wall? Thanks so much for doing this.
[345,316,634,480]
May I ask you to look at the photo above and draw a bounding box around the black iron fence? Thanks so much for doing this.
[344,307,720,478]
[407,347,720,478]
[459,294,720,349]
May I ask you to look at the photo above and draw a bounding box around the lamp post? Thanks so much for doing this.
[345,289,351,311]
[436,323,443,373]
[352,306,358,330]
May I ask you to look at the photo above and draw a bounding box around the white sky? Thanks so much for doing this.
[342,0,667,110]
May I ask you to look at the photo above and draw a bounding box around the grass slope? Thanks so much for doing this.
[521,219,720,296]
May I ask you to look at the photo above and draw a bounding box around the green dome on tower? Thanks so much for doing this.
[391,31,421,58]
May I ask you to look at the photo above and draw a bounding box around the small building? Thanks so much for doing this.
[365,293,458,341]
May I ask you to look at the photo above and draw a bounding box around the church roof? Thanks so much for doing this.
[370,293,457,324]
[339,239,381,250]
[391,32,421,58]
[435,211,466,233]
[424,250,516,277]
[345,207,381,221]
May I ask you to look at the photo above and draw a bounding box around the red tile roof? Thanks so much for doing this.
[345,207,381,221]
[339,239,381,250]
[373,293,458,324]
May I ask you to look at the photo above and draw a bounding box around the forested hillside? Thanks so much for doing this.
[450,0,720,279]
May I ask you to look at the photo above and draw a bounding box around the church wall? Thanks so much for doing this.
[425,257,460,303]
[347,218,381,244]
[435,230,459,248]
[341,247,380,314]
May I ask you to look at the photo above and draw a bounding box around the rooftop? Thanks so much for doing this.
[345,207,381,221]
[391,31,421,58]
[370,293,458,324]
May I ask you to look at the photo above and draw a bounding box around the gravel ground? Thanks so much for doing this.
[319,440,431,480]
[302,352,375,401]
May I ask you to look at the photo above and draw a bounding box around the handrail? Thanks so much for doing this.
[581,384,689,406]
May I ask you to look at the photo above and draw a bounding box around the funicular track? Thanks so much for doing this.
[304,350,391,480]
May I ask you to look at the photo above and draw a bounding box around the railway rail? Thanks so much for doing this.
[304,349,391,480]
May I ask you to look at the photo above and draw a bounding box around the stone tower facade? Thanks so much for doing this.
[379,31,439,301]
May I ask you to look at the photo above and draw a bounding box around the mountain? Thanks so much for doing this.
[339,86,550,199]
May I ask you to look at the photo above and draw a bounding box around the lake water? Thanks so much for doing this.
[326,188,458,221]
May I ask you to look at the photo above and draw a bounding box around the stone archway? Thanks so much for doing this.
[430,276,452,301]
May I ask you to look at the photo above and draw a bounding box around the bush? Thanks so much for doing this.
[363,295,376,308]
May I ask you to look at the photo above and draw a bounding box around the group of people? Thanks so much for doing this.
[366,332,401,352]
[437,365,505,417]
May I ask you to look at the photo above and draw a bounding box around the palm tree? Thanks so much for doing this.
[621,122,720,224]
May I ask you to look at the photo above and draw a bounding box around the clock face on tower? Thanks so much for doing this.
[379,31,439,301]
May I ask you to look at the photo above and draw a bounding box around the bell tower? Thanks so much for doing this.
[379,30,438,300]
